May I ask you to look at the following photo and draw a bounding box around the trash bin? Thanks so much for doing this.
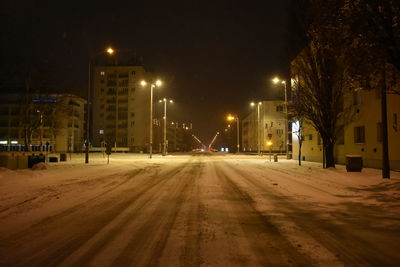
[28,154,46,168]
[49,157,58,163]
[274,154,278,162]
[346,155,363,172]
[60,153,67,162]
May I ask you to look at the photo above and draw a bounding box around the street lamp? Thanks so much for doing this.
[85,47,115,164]
[141,79,162,158]
[250,101,262,156]
[159,98,173,156]
[227,114,240,153]
[266,140,273,161]
[272,77,289,159]
[37,110,43,152]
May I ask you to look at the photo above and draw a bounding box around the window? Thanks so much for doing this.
[276,129,283,135]
[353,90,362,106]
[377,122,382,142]
[276,105,283,112]
[119,80,129,87]
[354,126,365,143]
[99,129,104,134]
[393,113,398,132]
[308,134,313,141]
[337,128,344,144]
[131,112,135,117]
[318,135,322,145]
[100,71,105,76]
[131,121,135,126]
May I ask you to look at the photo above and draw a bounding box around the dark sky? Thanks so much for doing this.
[1,1,293,144]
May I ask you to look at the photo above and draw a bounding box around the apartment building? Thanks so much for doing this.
[292,87,400,169]
[92,65,151,152]
[242,100,288,153]
[0,92,86,152]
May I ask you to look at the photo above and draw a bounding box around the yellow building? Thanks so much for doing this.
[92,65,152,152]
[292,87,400,169]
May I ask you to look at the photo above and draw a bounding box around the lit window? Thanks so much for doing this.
[100,71,105,76]
[99,129,104,134]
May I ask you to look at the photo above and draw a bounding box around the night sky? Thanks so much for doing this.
[1,1,293,143]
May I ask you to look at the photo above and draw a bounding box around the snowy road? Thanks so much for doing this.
[1,154,400,266]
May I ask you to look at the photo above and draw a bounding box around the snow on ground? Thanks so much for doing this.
[0,153,399,266]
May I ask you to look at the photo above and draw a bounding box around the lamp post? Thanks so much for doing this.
[141,80,162,158]
[85,47,114,164]
[267,140,273,161]
[272,77,289,159]
[159,98,173,156]
[37,110,43,152]
[227,114,240,153]
[250,102,262,156]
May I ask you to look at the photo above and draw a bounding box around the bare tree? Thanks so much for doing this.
[291,35,352,168]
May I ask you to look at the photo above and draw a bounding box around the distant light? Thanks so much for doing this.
[227,115,235,121]
[156,80,162,86]
[221,148,225,152]
[99,129,104,134]
[258,102,262,105]
[163,98,166,101]
[106,47,114,55]
[201,149,204,152]
[169,100,173,103]
[159,100,163,103]
[11,141,18,144]
[225,147,229,152]
[267,141,273,146]
[281,81,286,85]
[100,71,105,76]
[272,77,280,84]
[0,141,7,145]
[250,102,255,107]
[185,127,189,130]
[140,80,147,86]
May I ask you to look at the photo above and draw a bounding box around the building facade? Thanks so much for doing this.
[92,65,151,152]
[242,100,288,153]
[0,93,86,152]
[292,87,400,169]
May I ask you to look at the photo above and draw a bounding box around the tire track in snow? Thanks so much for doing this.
[224,160,397,266]
[213,159,312,266]
[0,158,195,267]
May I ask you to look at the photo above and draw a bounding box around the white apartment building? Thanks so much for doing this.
[92,65,152,152]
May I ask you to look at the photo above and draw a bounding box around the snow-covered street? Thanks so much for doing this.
[0,153,400,266]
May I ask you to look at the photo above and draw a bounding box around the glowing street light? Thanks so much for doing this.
[159,98,173,156]
[271,76,289,159]
[141,79,162,158]
[226,114,240,153]
[106,47,114,55]
[250,101,262,156]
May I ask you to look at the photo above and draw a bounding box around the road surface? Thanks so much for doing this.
[0,154,399,266]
